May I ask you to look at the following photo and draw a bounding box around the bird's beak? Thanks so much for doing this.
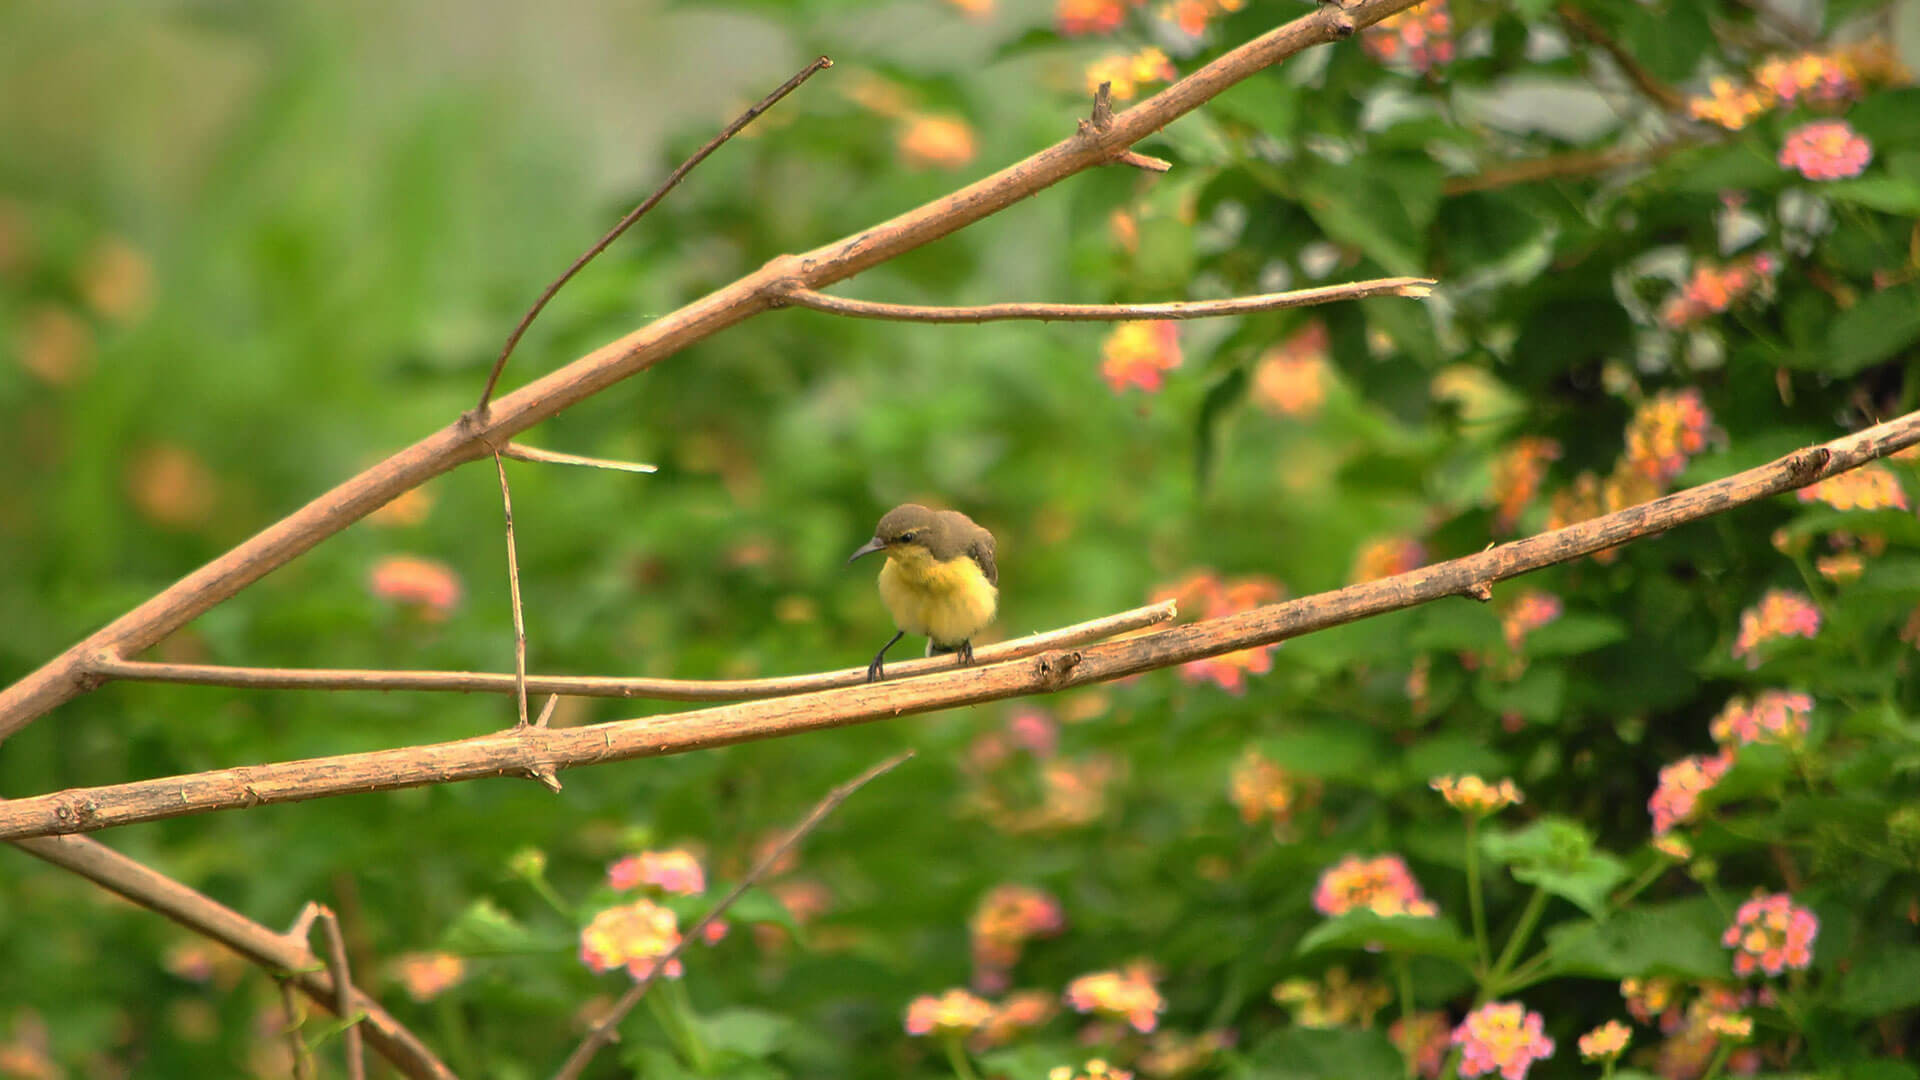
[847,537,887,564]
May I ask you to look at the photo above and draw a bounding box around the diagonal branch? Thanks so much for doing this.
[1556,3,1687,113]
[0,0,1427,744]
[81,600,1177,700]
[10,834,454,1078]
[500,442,658,474]
[475,56,834,413]
[552,750,911,1080]
[780,277,1434,323]
[6,409,1914,841]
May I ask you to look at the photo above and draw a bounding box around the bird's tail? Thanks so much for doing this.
[926,640,957,657]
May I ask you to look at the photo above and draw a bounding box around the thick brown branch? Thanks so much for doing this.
[475,56,834,413]
[552,751,910,1080]
[9,835,454,1078]
[83,601,1178,701]
[0,0,1428,742]
[781,277,1434,323]
[6,410,1913,840]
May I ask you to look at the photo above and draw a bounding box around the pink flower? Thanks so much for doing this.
[607,849,706,896]
[1732,589,1822,667]
[369,555,462,620]
[1452,1001,1555,1080]
[1723,892,1819,976]
[1649,750,1733,835]
[1710,690,1813,747]
[1779,120,1872,181]
[1313,854,1438,918]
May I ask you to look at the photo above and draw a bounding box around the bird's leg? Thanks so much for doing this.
[866,630,905,684]
[957,640,974,667]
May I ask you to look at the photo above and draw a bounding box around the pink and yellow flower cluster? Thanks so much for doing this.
[1659,254,1780,329]
[1312,854,1438,918]
[1723,892,1819,977]
[1732,588,1822,668]
[1362,0,1455,75]
[1452,1001,1555,1080]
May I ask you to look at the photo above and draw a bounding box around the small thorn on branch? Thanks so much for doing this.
[1463,581,1494,602]
[502,442,659,474]
[1115,150,1172,173]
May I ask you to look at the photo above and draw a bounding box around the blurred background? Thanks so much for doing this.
[4,0,1919,1076]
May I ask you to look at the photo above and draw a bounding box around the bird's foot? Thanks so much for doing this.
[866,658,886,683]
[957,640,975,667]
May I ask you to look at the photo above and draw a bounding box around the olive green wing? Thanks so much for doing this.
[967,529,998,588]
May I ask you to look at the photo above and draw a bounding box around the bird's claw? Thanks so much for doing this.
[866,659,886,683]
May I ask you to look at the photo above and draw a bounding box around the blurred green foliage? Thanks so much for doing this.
[3,0,1920,1077]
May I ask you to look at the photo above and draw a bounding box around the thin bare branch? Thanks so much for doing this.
[280,980,316,1080]
[9,835,455,1078]
[781,277,1434,323]
[501,442,658,474]
[474,55,834,413]
[1442,140,1694,196]
[554,750,912,1080]
[1556,3,1687,113]
[0,0,1432,743]
[535,694,560,729]
[494,452,531,730]
[308,905,367,1080]
[83,600,1179,700]
[9,410,1916,841]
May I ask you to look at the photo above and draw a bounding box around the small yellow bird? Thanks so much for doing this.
[847,503,999,682]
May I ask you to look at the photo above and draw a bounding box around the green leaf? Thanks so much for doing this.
[693,1007,796,1059]
[1298,160,1437,276]
[1824,177,1920,216]
[1296,909,1477,962]
[441,898,548,955]
[1541,899,1731,980]
[1827,283,1920,375]
[1196,366,1249,489]
[1240,1025,1406,1079]
[1473,664,1567,724]
[1520,613,1628,657]
[1480,817,1627,917]
[1830,945,1920,1015]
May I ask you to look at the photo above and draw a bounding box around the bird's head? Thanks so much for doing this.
[848,503,945,565]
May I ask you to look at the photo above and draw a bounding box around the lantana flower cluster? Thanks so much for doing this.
[1452,1001,1555,1080]
[1796,462,1910,512]
[970,883,1067,992]
[1151,569,1284,692]
[1732,588,1822,668]
[1228,747,1320,831]
[1362,0,1454,75]
[1659,253,1781,329]
[1710,690,1813,748]
[1723,891,1820,977]
[1312,854,1438,918]
[1100,320,1183,393]
[1063,965,1165,1033]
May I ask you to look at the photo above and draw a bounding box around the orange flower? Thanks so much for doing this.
[1064,965,1164,1033]
[898,114,976,169]
[369,555,463,621]
[392,951,466,1002]
[1151,570,1283,692]
[1100,321,1182,393]
[1687,76,1776,130]
[127,443,218,530]
[1488,436,1561,532]
[905,988,994,1037]
[1084,47,1176,101]
[1431,775,1523,815]
[1796,462,1909,511]
[1057,0,1140,35]
[1250,323,1332,417]
[1229,747,1318,829]
[1577,1019,1631,1062]
[1351,536,1426,584]
[1624,388,1716,483]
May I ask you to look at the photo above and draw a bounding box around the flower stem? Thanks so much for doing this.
[1488,887,1548,988]
[943,1034,984,1080]
[1700,1041,1733,1080]
[1394,953,1417,1080]
[1465,815,1491,977]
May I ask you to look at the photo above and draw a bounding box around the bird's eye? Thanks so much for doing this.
[899,530,918,543]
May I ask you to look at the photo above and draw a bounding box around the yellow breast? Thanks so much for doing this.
[877,548,998,648]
